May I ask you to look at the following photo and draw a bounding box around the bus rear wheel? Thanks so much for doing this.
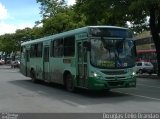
[30,70,38,83]
[65,74,75,92]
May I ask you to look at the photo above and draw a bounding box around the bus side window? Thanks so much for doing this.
[30,44,38,57]
[50,40,54,57]
[64,36,75,56]
[26,50,30,62]
[53,40,58,57]
[83,41,88,62]
[53,39,63,57]
[21,46,25,59]
[30,45,34,57]
[44,47,49,62]
[37,43,43,57]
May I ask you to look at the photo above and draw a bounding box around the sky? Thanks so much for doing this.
[0,0,75,35]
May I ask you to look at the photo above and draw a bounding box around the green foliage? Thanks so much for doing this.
[0,27,43,53]
[75,0,128,26]
[42,7,85,35]
[36,0,66,18]
[15,28,32,42]
[1,0,160,74]
[36,0,86,35]
[0,34,19,53]
[74,0,160,33]
[31,27,44,39]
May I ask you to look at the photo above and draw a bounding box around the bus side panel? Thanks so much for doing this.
[29,58,43,80]
[20,58,27,76]
[49,57,76,85]
[20,47,28,76]
[50,58,63,84]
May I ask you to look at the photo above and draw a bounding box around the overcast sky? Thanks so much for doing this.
[0,0,75,35]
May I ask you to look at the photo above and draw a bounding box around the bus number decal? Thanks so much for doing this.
[98,61,115,67]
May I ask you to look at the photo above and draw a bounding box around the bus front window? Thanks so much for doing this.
[90,38,135,68]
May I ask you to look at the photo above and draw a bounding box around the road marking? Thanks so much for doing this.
[63,100,87,108]
[115,91,160,101]
[137,84,160,89]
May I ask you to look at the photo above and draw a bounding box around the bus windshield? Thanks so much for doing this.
[90,38,135,69]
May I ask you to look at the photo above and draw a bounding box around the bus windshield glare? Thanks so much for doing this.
[90,38,135,69]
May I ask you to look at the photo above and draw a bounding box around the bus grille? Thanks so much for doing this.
[102,70,127,75]
[106,76,126,80]
[107,81,124,87]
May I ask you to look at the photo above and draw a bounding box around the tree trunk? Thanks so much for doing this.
[149,7,160,76]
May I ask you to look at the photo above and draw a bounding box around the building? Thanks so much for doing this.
[134,31,158,73]
[134,31,155,50]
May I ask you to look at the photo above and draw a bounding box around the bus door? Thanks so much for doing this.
[77,41,88,87]
[25,49,30,76]
[43,46,50,81]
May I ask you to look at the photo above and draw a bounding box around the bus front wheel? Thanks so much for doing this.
[65,73,75,92]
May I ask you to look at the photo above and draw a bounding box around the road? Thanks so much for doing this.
[0,65,160,113]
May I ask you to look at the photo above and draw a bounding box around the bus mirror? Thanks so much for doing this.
[83,41,91,51]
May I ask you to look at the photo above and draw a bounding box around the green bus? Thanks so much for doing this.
[20,26,136,91]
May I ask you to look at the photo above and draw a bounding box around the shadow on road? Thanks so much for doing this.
[8,78,157,108]
[9,79,128,98]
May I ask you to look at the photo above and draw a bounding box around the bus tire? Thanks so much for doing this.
[30,70,38,83]
[65,73,75,92]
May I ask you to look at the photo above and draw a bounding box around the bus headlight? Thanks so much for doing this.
[91,71,99,77]
[132,72,136,76]
[93,72,98,77]
[91,71,104,80]
[131,72,136,78]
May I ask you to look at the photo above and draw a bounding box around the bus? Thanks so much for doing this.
[136,49,158,73]
[20,26,136,91]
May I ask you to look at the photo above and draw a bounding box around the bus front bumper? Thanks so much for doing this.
[88,77,136,90]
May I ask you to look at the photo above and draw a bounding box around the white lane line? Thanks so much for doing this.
[115,91,160,101]
[137,84,160,89]
[63,100,87,108]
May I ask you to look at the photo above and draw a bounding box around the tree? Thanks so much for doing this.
[31,26,44,39]
[0,34,19,53]
[15,28,33,42]
[0,27,36,55]
[128,0,160,75]
[36,0,66,18]
[42,7,85,35]
[37,0,85,35]
[75,0,160,75]
[74,0,128,26]
[15,27,44,41]
[0,33,19,63]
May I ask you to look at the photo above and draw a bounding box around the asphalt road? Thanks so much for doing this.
[0,65,160,113]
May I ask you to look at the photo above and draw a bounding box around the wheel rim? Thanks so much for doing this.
[31,70,36,82]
